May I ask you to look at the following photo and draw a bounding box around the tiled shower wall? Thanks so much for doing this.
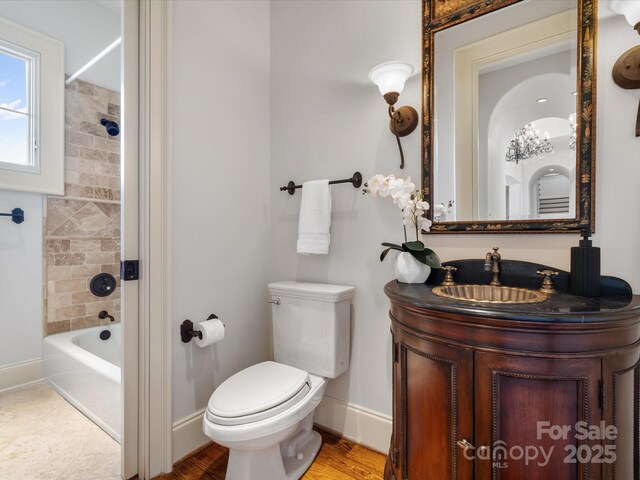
[44,79,121,335]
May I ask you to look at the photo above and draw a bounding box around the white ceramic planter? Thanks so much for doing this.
[395,252,430,284]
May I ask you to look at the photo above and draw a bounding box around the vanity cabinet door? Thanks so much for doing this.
[602,349,640,480]
[395,335,473,480]
[473,353,602,480]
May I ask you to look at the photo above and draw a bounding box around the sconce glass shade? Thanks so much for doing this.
[610,0,640,29]
[368,61,414,95]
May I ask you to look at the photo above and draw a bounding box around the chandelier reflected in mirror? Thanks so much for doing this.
[505,123,554,165]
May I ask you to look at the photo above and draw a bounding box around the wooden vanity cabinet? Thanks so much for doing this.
[384,291,640,480]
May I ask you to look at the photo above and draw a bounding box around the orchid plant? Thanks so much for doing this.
[363,174,441,269]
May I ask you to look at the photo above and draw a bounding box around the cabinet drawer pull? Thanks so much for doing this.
[456,439,474,452]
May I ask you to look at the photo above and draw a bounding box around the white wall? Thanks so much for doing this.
[269,0,640,424]
[595,11,640,290]
[169,0,271,424]
[270,0,422,418]
[0,191,42,367]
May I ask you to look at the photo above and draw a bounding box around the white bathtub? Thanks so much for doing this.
[43,323,121,442]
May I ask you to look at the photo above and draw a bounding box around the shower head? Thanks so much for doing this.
[100,118,120,137]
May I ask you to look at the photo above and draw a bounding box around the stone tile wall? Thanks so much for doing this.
[44,80,121,335]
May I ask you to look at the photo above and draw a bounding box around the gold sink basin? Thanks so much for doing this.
[432,284,548,304]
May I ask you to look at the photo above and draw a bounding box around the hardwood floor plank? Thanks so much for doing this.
[310,439,382,480]
[300,461,360,480]
[346,445,387,473]
[153,427,384,480]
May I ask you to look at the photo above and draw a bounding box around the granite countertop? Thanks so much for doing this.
[384,259,640,324]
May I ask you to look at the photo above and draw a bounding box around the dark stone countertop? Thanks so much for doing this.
[384,259,640,324]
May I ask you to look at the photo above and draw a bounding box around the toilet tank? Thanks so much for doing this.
[268,282,354,378]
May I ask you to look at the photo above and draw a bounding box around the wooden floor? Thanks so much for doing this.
[153,428,386,480]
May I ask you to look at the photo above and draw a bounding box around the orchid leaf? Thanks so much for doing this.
[380,247,394,262]
[403,241,425,252]
[422,249,442,269]
[409,248,442,268]
[381,242,403,250]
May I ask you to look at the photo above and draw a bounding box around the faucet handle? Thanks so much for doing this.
[536,269,559,294]
[441,266,457,286]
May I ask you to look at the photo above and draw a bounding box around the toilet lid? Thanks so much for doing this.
[207,361,310,425]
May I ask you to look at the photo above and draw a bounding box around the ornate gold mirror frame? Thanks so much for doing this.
[422,0,597,233]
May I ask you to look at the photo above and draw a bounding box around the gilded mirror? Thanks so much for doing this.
[423,0,596,233]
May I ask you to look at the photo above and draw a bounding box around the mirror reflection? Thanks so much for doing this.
[432,0,578,223]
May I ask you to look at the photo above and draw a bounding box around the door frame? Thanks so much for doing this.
[121,0,139,477]
[139,0,173,476]
[122,0,173,478]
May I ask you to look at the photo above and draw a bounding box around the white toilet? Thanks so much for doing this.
[202,281,354,480]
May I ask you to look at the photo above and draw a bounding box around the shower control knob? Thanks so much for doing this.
[90,273,117,297]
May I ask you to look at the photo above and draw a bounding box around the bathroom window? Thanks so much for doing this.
[0,17,64,195]
[0,42,38,173]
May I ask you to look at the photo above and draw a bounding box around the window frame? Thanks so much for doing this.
[0,39,40,174]
[0,16,63,195]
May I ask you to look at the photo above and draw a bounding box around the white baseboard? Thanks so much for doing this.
[0,358,43,393]
[172,409,211,464]
[314,395,391,454]
[171,395,392,465]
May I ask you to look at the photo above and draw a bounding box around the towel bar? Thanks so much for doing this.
[280,171,362,195]
[0,208,24,224]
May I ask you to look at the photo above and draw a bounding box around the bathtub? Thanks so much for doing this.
[43,323,121,442]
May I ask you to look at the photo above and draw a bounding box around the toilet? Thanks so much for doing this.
[202,281,354,480]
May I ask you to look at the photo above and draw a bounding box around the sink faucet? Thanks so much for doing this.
[484,247,502,286]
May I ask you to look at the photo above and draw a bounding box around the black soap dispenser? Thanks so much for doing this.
[570,227,601,297]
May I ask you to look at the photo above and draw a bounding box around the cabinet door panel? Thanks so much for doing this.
[400,339,473,480]
[603,350,640,480]
[475,353,601,480]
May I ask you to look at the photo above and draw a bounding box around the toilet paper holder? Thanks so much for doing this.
[180,314,218,343]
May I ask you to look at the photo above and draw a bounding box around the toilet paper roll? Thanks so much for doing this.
[194,318,225,347]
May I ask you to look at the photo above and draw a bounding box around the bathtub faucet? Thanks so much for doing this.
[98,310,115,322]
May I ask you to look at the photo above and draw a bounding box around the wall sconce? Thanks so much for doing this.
[610,0,640,136]
[368,61,419,169]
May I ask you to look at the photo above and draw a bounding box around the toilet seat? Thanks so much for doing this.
[207,361,311,426]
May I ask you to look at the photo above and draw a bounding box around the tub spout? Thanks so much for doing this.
[98,310,115,322]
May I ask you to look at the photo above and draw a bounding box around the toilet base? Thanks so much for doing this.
[282,430,322,479]
[224,414,322,480]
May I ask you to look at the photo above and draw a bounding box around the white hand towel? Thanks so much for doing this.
[297,179,331,255]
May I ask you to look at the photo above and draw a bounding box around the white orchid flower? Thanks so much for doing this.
[393,192,412,209]
[386,179,401,196]
[418,216,432,231]
[416,200,430,211]
[366,174,388,196]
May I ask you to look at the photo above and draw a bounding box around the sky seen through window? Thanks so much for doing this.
[0,50,29,166]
